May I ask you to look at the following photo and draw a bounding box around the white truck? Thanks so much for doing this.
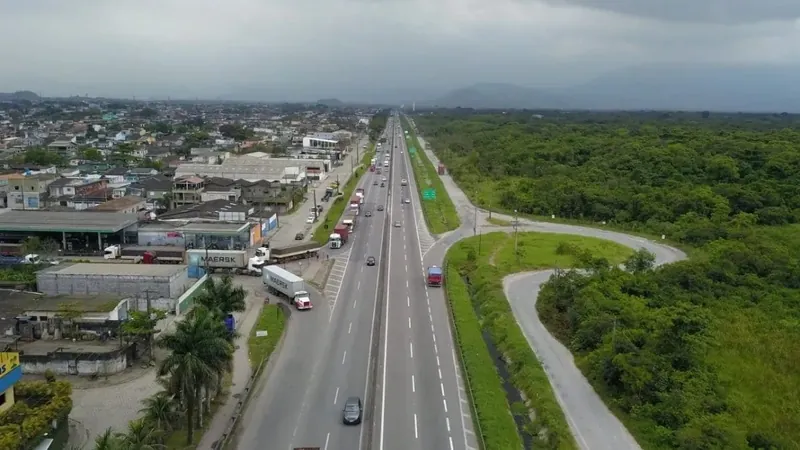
[187,248,268,276]
[262,265,312,310]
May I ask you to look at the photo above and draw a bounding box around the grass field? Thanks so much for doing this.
[312,144,375,244]
[401,117,460,234]
[445,231,633,449]
[248,304,286,372]
[486,216,512,226]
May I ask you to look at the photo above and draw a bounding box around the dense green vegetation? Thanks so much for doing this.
[446,232,632,449]
[417,110,800,449]
[0,380,73,450]
[248,305,286,378]
[312,144,376,244]
[368,109,389,142]
[400,116,460,233]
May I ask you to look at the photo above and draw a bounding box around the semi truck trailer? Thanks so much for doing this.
[262,265,312,310]
[269,242,322,263]
[186,248,267,276]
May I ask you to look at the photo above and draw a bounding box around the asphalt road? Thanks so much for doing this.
[409,115,687,450]
[372,115,473,450]
[235,121,393,450]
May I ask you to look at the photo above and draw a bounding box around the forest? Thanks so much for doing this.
[415,110,800,449]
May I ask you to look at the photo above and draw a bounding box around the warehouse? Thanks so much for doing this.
[36,263,189,311]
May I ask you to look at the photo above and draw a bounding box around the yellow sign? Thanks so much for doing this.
[0,353,19,377]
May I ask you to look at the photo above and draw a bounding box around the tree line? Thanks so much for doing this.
[368,109,389,142]
[414,110,800,449]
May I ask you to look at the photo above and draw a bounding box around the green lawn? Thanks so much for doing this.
[312,144,376,244]
[486,216,512,226]
[248,304,286,372]
[445,231,633,450]
[401,117,460,234]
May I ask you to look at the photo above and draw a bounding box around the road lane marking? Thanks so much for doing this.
[404,253,407,261]
[408,317,412,329]
[436,355,441,366]
[353,299,358,308]
[432,333,436,343]
[357,281,361,290]
[324,432,330,450]
[449,436,454,450]
[410,341,414,358]
[446,417,451,432]
[406,280,409,288]
[361,266,364,272]
[443,398,448,413]
[434,343,438,355]
[441,382,445,396]
[342,351,347,364]
[334,387,339,405]
[438,368,442,379]
[414,413,419,439]
[348,322,352,334]
[407,296,410,307]
[405,264,408,271]
[412,375,416,392]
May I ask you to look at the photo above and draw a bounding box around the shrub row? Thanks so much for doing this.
[447,239,578,450]
[0,380,73,450]
[312,143,376,244]
[400,117,460,234]
[445,262,523,450]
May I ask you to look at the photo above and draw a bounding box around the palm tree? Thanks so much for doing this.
[139,391,182,442]
[114,418,163,450]
[193,275,247,317]
[157,306,233,445]
[93,428,121,450]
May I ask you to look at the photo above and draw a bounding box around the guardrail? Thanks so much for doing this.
[213,302,291,450]
[442,260,486,450]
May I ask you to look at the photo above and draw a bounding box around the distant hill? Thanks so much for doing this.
[0,90,40,101]
[423,65,800,112]
[317,98,345,107]
[424,83,570,109]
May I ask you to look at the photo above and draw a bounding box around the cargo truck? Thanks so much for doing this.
[269,242,322,263]
[349,198,360,213]
[104,245,186,264]
[329,225,349,249]
[355,188,365,204]
[186,248,267,276]
[426,266,443,287]
[0,254,41,266]
[342,210,357,230]
[262,265,312,310]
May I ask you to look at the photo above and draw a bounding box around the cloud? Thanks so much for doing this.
[1,0,799,101]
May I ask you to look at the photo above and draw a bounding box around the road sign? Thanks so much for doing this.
[409,147,416,154]
[422,188,436,200]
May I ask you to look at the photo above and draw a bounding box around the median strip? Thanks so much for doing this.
[400,116,460,234]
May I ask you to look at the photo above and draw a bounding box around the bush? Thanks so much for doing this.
[0,381,73,450]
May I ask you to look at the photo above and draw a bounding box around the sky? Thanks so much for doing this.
[2,0,800,103]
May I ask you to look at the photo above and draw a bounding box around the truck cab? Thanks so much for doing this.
[329,233,343,249]
[426,266,443,287]
[293,291,312,310]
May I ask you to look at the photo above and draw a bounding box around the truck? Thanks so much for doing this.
[104,245,186,264]
[329,225,350,249]
[186,248,267,276]
[0,254,41,266]
[438,163,446,175]
[0,243,23,256]
[262,265,312,310]
[342,210,357,230]
[269,242,322,263]
[349,197,360,213]
[426,266,443,287]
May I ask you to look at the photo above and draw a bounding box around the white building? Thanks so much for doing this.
[302,132,339,151]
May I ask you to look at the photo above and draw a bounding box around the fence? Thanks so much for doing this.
[442,260,486,450]
[174,274,208,315]
[213,302,291,450]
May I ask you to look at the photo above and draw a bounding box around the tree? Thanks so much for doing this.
[139,392,181,444]
[20,236,60,257]
[56,302,83,338]
[81,148,104,161]
[114,418,162,449]
[156,307,233,445]
[122,310,167,360]
[15,148,65,166]
[93,428,122,450]
[192,276,247,318]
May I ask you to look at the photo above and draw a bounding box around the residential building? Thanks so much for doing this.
[172,176,205,209]
[47,139,77,158]
[91,195,146,214]
[201,178,241,203]
[7,174,58,210]
[128,175,172,209]
[302,132,339,151]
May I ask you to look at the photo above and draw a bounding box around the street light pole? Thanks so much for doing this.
[513,209,519,262]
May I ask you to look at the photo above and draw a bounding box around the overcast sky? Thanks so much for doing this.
[2,0,800,102]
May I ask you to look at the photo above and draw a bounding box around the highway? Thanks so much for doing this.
[235,119,393,450]
[372,114,472,450]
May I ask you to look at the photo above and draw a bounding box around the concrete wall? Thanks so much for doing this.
[21,351,128,376]
[36,270,189,303]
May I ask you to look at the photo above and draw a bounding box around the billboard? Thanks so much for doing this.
[267,214,278,231]
[0,353,21,393]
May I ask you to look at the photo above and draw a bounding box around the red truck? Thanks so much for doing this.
[437,163,446,175]
[426,266,443,287]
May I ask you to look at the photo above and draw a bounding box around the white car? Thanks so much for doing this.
[306,216,315,224]
[401,179,407,186]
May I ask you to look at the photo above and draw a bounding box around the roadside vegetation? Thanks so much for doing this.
[312,143,376,244]
[446,232,632,449]
[90,276,286,450]
[400,116,460,234]
[247,304,286,378]
[0,378,73,449]
[419,110,800,449]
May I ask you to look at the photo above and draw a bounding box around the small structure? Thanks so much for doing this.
[36,263,189,311]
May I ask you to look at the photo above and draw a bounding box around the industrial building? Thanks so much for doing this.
[36,263,189,311]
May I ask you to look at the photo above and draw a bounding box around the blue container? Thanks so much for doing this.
[223,314,235,333]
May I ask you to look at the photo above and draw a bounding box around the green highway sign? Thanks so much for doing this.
[423,188,436,200]
[409,147,417,154]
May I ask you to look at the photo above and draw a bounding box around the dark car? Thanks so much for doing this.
[376,205,384,211]
[373,180,378,185]
[295,232,304,240]
[365,211,372,217]
[366,256,376,266]
[342,396,363,425]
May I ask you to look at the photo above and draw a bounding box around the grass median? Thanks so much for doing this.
[248,304,286,374]
[312,143,376,244]
[400,116,460,234]
[444,231,633,449]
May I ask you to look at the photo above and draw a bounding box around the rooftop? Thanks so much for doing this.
[90,195,146,212]
[0,210,138,233]
[0,291,126,337]
[139,220,251,234]
[174,164,295,182]
[39,262,187,277]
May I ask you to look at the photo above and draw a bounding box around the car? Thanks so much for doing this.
[342,396,363,425]
[306,216,315,224]
[394,221,401,228]
[373,181,378,185]
[404,198,411,204]
[401,179,407,186]
[295,232,304,240]
[365,211,372,217]
[380,182,385,187]
[382,177,387,182]
[366,256,376,266]
[377,205,384,211]
[401,151,404,154]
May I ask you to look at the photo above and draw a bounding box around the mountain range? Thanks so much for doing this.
[423,64,800,112]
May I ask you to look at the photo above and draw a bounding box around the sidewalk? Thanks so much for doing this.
[269,135,369,246]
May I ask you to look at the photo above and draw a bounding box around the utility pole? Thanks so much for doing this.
[513,209,519,263]
[473,190,478,236]
[312,188,318,220]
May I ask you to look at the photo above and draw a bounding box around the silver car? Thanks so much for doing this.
[394,221,401,228]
